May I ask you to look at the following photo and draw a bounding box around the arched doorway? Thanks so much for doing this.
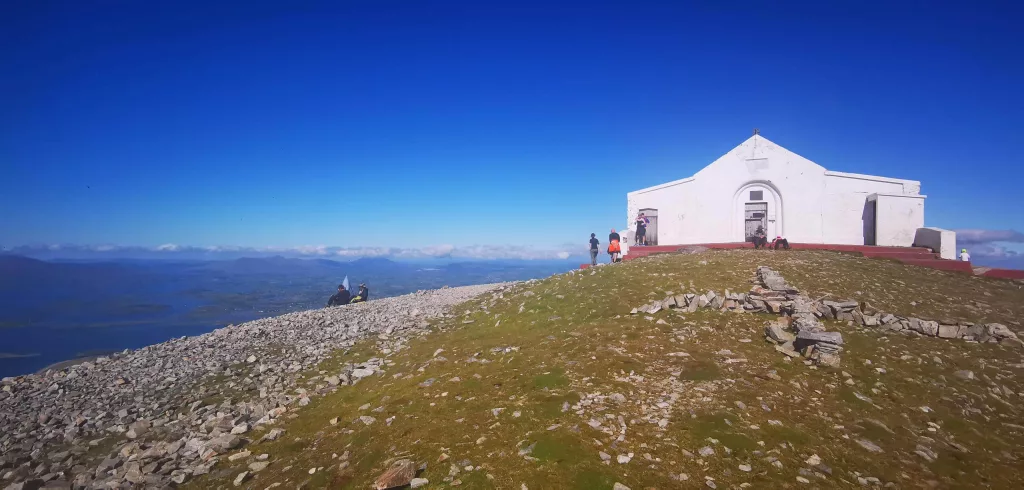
[733,181,783,242]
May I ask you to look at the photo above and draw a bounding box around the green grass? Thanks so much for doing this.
[532,368,569,390]
[188,250,1024,489]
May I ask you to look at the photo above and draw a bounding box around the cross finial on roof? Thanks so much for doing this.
[753,128,759,136]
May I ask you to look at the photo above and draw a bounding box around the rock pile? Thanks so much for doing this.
[631,265,1021,366]
[752,266,844,367]
[752,267,1020,347]
[0,283,511,490]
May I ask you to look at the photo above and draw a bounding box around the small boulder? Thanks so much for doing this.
[954,370,975,380]
[248,461,270,473]
[937,324,960,339]
[816,352,841,368]
[373,459,417,490]
[352,368,376,379]
[765,323,795,344]
[986,323,1021,344]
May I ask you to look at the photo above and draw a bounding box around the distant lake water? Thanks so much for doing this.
[0,256,578,377]
[0,321,242,376]
[1,276,280,377]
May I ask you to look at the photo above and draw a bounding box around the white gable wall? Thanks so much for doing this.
[627,135,924,246]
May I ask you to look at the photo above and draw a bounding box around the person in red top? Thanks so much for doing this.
[771,236,790,250]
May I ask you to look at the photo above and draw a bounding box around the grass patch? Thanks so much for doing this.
[676,359,721,381]
[533,368,568,390]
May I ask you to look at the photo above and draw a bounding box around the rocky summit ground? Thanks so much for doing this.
[3,250,1024,490]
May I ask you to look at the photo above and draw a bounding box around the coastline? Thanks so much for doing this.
[0,352,40,360]
[35,353,113,374]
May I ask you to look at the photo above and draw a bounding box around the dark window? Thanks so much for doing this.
[749,190,763,201]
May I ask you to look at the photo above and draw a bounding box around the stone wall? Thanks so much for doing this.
[631,265,1022,368]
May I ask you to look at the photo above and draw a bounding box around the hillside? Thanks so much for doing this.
[2,250,1023,489]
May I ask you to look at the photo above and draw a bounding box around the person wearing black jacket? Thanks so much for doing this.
[327,285,351,306]
[752,226,769,249]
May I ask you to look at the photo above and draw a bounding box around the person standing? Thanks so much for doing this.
[960,248,971,262]
[608,228,621,263]
[327,284,351,306]
[589,233,600,266]
[635,213,648,246]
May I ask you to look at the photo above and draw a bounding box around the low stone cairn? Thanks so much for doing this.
[754,267,843,368]
[631,265,1021,368]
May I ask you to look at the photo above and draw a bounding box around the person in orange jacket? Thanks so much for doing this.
[608,229,621,263]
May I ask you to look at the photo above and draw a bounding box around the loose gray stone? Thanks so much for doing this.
[765,323,795,344]
[954,370,975,380]
[937,324,960,339]
[855,438,884,453]
[373,459,417,490]
[795,330,844,347]
[248,461,270,473]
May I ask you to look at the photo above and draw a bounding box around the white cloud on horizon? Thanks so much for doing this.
[951,229,1024,270]
[954,229,1024,245]
[954,228,1024,259]
[3,242,585,261]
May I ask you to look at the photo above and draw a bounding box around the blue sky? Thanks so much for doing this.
[1,1,1022,262]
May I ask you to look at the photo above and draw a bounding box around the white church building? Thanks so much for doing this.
[625,133,954,257]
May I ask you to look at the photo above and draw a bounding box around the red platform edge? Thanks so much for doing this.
[604,242,1022,278]
[982,268,1024,279]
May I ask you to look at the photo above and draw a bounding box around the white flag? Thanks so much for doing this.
[342,276,349,291]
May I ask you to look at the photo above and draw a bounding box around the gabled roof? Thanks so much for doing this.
[629,134,920,195]
[693,134,826,178]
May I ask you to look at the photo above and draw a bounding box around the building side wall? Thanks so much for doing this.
[914,227,957,260]
[821,175,911,245]
[627,181,698,245]
[874,195,925,247]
